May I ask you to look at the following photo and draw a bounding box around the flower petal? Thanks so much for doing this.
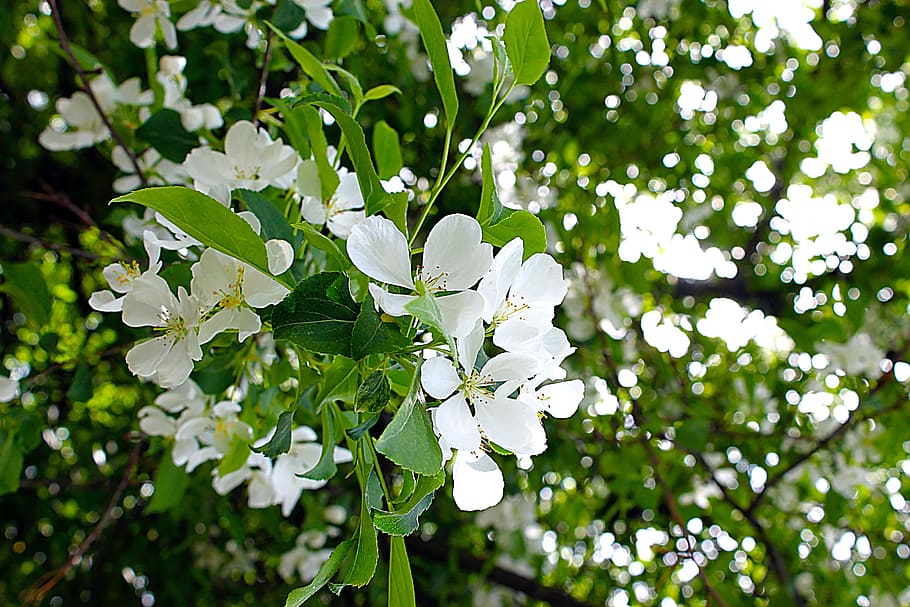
[477,237,523,322]
[347,215,414,288]
[422,214,492,291]
[536,379,585,418]
[436,290,484,339]
[452,451,504,511]
[434,393,481,452]
[421,356,460,400]
[266,239,294,275]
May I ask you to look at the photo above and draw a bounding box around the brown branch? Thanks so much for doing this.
[406,537,596,607]
[21,438,145,607]
[253,29,274,127]
[47,0,148,187]
[0,224,100,259]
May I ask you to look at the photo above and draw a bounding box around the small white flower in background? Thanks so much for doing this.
[298,160,365,239]
[39,75,152,151]
[0,376,19,402]
[138,379,209,458]
[213,0,267,48]
[288,0,333,39]
[278,531,332,582]
[212,450,274,507]
[117,0,178,49]
[271,427,353,517]
[89,233,163,313]
[816,332,885,379]
[157,55,223,132]
[175,400,254,471]
[121,273,203,388]
[183,120,299,205]
[347,214,493,338]
[111,146,190,193]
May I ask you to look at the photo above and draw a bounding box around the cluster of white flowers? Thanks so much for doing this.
[140,380,352,515]
[347,214,584,510]
[89,210,292,388]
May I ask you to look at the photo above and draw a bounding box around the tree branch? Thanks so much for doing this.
[47,0,148,187]
[253,28,274,128]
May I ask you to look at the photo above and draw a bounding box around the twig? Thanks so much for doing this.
[253,29,274,127]
[0,224,100,259]
[21,438,145,607]
[47,0,148,187]
[641,438,731,607]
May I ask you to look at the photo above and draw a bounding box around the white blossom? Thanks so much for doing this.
[117,0,178,49]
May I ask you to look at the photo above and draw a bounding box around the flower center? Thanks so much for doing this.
[417,265,450,293]
[116,260,143,286]
[233,164,261,181]
[491,295,530,327]
[215,265,245,309]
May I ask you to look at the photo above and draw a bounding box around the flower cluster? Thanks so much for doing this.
[140,380,352,515]
[347,214,583,510]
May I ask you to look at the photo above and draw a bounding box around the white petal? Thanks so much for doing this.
[512,253,568,306]
[475,395,544,456]
[421,214,492,291]
[155,340,197,388]
[434,393,481,452]
[198,308,234,344]
[368,284,414,317]
[89,290,125,312]
[327,210,365,239]
[481,352,541,383]
[452,451,504,511]
[244,266,290,308]
[125,336,172,378]
[477,237,523,322]
[301,198,327,225]
[333,172,364,211]
[536,379,584,418]
[456,320,484,373]
[436,290,484,339]
[122,273,179,328]
[347,215,414,288]
[420,356,460,400]
[296,159,321,199]
[0,376,19,402]
[266,239,294,275]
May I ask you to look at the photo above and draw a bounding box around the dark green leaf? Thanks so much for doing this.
[376,364,442,475]
[503,0,550,86]
[346,413,380,440]
[355,370,391,413]
[351,296,411,359]
[1,262,51,328]
[271,0,305,31]
[291,221,348,270]
[404,292,456,355]
[146,450,191,514]
[136,109,198,162]
[297,104,341,201]
[66,362,93,403]
[217,438,250,476]
[373,120,403,180]
[316,356,359,407]
[251,409,295,458]
[284,539,354,607]
[267,23,343,97]
[0,430,23,496]
[272,272,359,356]
[373,471,443,536]
[300,404,339,481]
[481,209,547,258]
[234,189,301,246]
[412,0,458,127]
[388,537,416,607]
[325,16,360,60]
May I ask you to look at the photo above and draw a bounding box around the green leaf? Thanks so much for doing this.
[363,84,402,103]
[292,92,354,117]
[291,221,348,270]
[217,437,250,476]
[302,100,396,224]
[376,364,442,476]
[9,410,42,452]
[355,370,391,413]
[66,362,93,403]
[136,109,198,162]
[325,64,365,108]
[342,478,380,588]
[1,262,51,328]
[111,187,285,287]
[284,539,354,607]
[346,413,380,440]
[351,295,411,359]
[404,291,456,355]
[251,409,295,458]
[477,144,496,224]
[316,356,359,407]
[373,120,403,180]
[296,104,341,201]
[373,471,443,536]
[267,23,343,97]
[272,272,360,356]
[300,404,339,481]
[388,537,416,607]
[503,0,550,86]
[325,16,360,60]
[271,0,305,32]
[0,430,23,496]
[267,96,311,158]
[192,349,236,395]
[146,450,190,514]
[234,189,301,246]
[412,0,459,127]
[482,209,547,258]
